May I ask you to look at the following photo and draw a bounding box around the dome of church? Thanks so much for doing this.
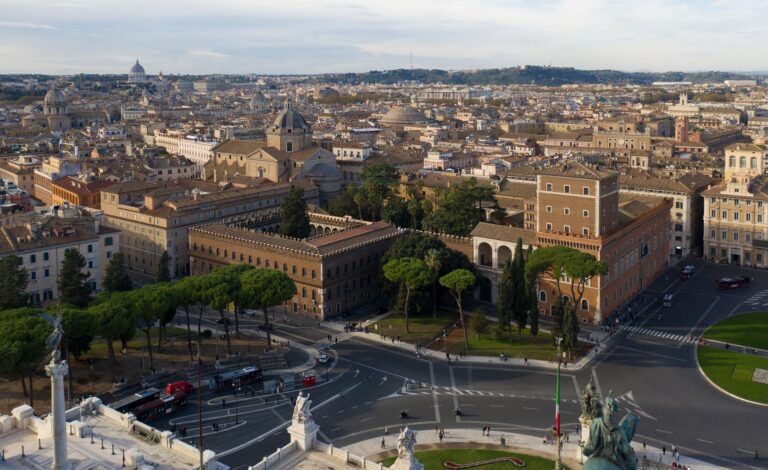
[128,59,147,83]
[305,162,339,178]
[250,91,268,111]
[44,87,67,106]
[130,60,145,75]
[271,103,309,131]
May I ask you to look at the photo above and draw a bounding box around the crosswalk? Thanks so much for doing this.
[624,325,695,343]
[743,289,768,307]
[310,321,354,350]
[398,384,578,404]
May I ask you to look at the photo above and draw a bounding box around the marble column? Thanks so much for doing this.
[45,358,70,470]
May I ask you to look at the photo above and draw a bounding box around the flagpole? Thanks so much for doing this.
[555,336,563,470]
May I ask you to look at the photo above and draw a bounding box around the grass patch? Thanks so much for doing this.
[703,312,768,350]
[445,326,587,362]
[380,448,566,470]
[697,345,768,404]
[373,311,458,346]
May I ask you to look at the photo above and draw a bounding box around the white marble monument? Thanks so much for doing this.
[44,315,71,470]
[287,391,319,451]
[389,427,423,470]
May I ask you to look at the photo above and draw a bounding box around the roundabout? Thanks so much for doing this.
[697,312,768,405]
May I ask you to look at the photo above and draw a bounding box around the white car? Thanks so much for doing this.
[318,354,329,364]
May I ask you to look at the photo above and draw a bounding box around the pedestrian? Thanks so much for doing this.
[565,432,569,443]
[439,431,443,443]
[222,399,226,408]
[381,437,385,449]
[755,450,759,461]
[524,357,528,365]
[435,425,439,434]
[482,426,487,435]
[384,427,389,436]
[662,445,666,456]
[487,425,491,436]
[643,441,646,451]
[500,435,505,446]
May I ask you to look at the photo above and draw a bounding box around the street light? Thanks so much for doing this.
[191,340,204,470]
[554,336,563,470]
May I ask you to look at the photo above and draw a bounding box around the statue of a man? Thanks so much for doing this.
[583,394,639,470]
[581,378,602,420]
[292,391,312,424]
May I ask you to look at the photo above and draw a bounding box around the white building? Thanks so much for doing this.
[333,142,372,161]
[154,131,217,167]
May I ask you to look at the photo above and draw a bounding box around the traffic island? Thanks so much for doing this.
[375,447,569,470]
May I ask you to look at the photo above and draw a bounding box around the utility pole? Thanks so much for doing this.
[194,341,204,470]
[554,336,563,470]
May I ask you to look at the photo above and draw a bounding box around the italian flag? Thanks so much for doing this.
[554,363,561,435]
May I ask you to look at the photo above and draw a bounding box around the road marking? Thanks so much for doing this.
[320,414,329,419]
[336,410,344,414]
[737,448,757,455]
[361,417,374,423]
[449,366,461,423]
[330,427,340,432]
[489,405,505,408]
[591,367,603,397]
[616,346,686,363]
[429,361,441,424]
[523,407,538,410]
[656,429,673,435]
[696,438,713,444]
[680,296,720,348]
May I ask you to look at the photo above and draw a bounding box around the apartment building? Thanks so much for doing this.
[703,143,767,266]
[189,214,401,319]
[0,207,119,304]
[100,179,319,281]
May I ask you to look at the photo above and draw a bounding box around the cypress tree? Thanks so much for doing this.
[279,185,310,238]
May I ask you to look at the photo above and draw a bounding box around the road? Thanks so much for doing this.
[151,261,768,470]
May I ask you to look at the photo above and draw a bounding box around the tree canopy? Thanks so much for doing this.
[439,268,476,348]
[58,248,92,307]
[279,185,311,238]
[103,253,132,293]
[424,178,497,236]
[0,308,50,396]
[361,163,399,220]
[383,257,431,333]
[156,251,171,282]
[0,254,29,310]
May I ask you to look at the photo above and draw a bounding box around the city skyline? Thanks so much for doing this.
[1,0,767,75]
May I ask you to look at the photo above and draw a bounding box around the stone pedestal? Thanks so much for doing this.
[287,420,319,451]
[45,359,71,470]
[576,415,591,464]
[389,455,424,470]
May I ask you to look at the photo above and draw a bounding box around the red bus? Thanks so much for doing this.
[133,392,188,422]
[108,387,161,414]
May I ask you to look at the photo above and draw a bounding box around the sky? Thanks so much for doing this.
[0,0,765,75]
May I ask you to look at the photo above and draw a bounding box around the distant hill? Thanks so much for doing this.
[304,66,755,86]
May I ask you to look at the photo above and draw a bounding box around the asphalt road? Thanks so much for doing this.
[148,262,768,470]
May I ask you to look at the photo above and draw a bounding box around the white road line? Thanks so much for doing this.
[449,366,461,423]
[696,438,713,444]
[738,448,757,455]
[616,346,687,363]
[656,428,674,435]
[591,367,603,397]
[489,405,505,408]
[429,361,441,424]
[360,417,374,423]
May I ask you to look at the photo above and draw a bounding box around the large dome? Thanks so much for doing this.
[250,91,268,111]
[379,104,427,126]
[270,103,309,131]
[305,162,339,178]
[43,87,66,106]
[130,59,145,75]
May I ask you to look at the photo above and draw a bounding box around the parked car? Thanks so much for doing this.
[257,323,273,331]
[717,276,751,290]
[680,265,695,279]
[216,318,232,325]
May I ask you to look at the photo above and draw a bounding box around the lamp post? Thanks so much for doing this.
[554,336,563,470]
[192,341,204,470]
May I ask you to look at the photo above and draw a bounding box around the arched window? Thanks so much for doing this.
[729,156,736,167]
[740,156,746,168]
[539,291,547,302]
[751,157,757,169]
[581,299,589,311]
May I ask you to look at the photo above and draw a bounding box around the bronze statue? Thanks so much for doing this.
[581,377,603,420]
[583,392,639,470]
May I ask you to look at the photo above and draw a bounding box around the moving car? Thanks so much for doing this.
[680,265,695,279]
[717,276,751,290]
[662,294,674,307]
[317,354,329,364]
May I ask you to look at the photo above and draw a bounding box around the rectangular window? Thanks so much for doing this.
[746,233,751,242]
[759,215,764,223]
[734,232,739,241]
[583,210,589,217]
[759,202,764,209]
[710,246,716,256]
[583,187,590,195]
[710,209,716,218]
[747,213,752,222]
[546,223,553,231]
[710,229,716,238]
[564,225,571,235]
[582,227,589,236]
[758,254,764,263]
[43,252,49,261]
[30,254,36,264]
[105,237,113,246]
[87,244,93,253]
[734,212,740,221]
[44,268,50,278]
[564,185,571,193]
[722,211,727,219]
[546,206,552,213]
[722,230,727,239]
[564,208,570,215]
[545,183,553,191]
[31,271,36,280]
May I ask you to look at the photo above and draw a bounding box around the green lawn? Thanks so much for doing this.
[373,311,458,346]
[697,345,768,404]
[703,312,768,350]
[86,326,189,357]
[380,448,567,470]
[445,326,587,362]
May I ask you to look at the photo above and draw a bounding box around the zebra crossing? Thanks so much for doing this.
[398,384,578,404]
[310,321,354,350]
[743,289,768,307]
[624,325,695,343]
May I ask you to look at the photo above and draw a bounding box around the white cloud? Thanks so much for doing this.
[187,49,230,60]
[0,20,58,30]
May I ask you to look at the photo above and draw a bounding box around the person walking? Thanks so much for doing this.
[755,450,759,461]
[662,445,666,456]
[381,437,385,449]
[487,425,491,436]
[384,427,389,436]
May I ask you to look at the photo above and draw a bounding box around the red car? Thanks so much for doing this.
[717,276,751,290]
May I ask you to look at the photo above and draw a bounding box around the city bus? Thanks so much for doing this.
[132,392,188,422]
[108,387,161,414]
[208,366,263,392]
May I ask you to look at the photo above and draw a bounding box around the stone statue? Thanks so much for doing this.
[583,393,639,470]
[581,377,603,420]
[42,313,64,363]
[389,427,423,470]
[396,427,417,458]
[292,391,312,424]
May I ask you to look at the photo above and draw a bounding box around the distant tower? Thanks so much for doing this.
[679,92,688,106]
[675,116,689,143]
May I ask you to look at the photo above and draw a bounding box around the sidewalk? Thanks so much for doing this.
[342,427,728,470]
